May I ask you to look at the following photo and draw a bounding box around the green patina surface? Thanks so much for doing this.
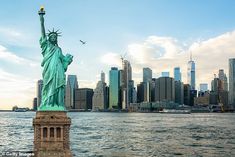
[38,7,73,111]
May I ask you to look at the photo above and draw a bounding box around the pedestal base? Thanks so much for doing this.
[33,111,72,157]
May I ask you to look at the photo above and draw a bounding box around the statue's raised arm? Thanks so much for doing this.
[38,6,46,38]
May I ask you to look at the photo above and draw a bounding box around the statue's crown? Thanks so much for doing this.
[47,28,62,37]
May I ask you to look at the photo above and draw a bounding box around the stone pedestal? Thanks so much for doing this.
[33,111,72,157]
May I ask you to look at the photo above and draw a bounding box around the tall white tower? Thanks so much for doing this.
[187,52,196,89]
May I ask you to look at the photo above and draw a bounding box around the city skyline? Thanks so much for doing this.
[1,0,235,109]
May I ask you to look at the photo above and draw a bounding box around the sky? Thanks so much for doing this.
[0,0,235,109]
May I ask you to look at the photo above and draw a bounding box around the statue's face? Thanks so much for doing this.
[49,34,57,44]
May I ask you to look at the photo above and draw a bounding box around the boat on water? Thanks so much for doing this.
[14,108,27,112]
[209,104,223,112]
[159,109,191,114]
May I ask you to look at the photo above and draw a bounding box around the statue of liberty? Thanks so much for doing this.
[38,7,73,111]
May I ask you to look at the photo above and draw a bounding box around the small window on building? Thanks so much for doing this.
[39,127,41,137]
[43,127,47,138]
[50,127,54,137]
[57,127,61,138]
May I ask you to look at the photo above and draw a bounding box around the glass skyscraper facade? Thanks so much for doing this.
[121,60,133,109]
[65,75,78,110]
[229,58,235,108]
[218,69,228,91]
[187,60,195,90]
[109,67,119,109]
[142,68,152,102]
[155,77,175,102]
[143,68,152,82]
[101,71,105,83]
[174,67,181,81]
[74,88,93,110]
[175,80,184,104]
[37,80,43,108]
[92,72,108,111]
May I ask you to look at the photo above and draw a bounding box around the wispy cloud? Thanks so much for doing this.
[100,52,122,67]
[0,26,38,49]
[0,44,38,66]
[0,27,22,38]
[126,36,186,74]
[0,45,26,63]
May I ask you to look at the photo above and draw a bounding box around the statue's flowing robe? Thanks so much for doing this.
[39,36,67,110]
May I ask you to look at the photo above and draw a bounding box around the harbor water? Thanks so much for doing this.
[0,112,235,156]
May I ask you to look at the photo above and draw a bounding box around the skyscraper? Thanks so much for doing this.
[92,72,108,111]
[109,67,120,109]
[224,74,228,91]
[210,75,228,108]
[218,69,228,91]
[155,77,175,102]
[187,52,196,89]
[74,88,93,110]
[132,87,137,103]
[229,58,235,108]
[143,67,152,82]
[33,97,37,111]
[128,80,135,104]
[137,82,150,103]
[174,67,183,104]
[175,80,184,104]
[119,69,124,109]
[142,68,152,102]
[36,80,43,108]
[211,78,221,93]
[219,69,225,90]
[151,78,157,102]
[65,75,78,110]
[137,82,144,103]
[219,69,225,80]
[123,60,132,86]
[174,67,181,81]
[184,84,191,106]
[101,71,105,83]
[121,60,132,109]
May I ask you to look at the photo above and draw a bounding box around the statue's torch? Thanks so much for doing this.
[38,6,45,15]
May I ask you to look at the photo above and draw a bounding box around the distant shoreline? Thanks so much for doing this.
[0,110,35,112]
[0,110,13,112]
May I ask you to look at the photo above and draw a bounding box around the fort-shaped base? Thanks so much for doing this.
[33,111,72,157]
